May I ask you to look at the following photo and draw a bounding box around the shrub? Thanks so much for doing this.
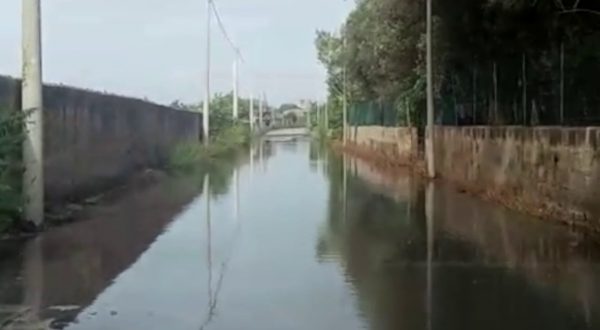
[169,123,251,171]
[0,108,25,232]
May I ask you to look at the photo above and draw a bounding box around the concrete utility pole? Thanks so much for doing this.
[203,0,212,144]
[425,0,436,178]
[22,0,44,226]
[259,92,264,128]
[306,102,311,129]
[269,94,275,127]
[249,93,254,131]
[342,40,348,145]
[325,100,329,132]
[232,59,239,120]
[317,103,321,127]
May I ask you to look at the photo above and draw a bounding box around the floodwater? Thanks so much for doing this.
[1,138,600,330]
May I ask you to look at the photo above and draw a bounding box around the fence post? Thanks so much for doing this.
[560,42,565,125]
[493,61,498,124]
[522,53,527,125]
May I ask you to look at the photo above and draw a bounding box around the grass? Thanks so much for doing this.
[168,123,252,197]
[169,123,251,171]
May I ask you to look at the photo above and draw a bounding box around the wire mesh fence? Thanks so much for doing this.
[439,35,600,126]
[348,101,406,127]
[347,38,600,128]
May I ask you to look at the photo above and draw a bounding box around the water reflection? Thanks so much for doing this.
[0,148,268,329]
[1,140,599,330]
[318,148,600,330]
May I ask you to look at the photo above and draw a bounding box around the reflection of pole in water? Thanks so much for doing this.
[233,168,240,220]
[425,182,435,330]
[323,145,329,175]
[259,140,265,172]
[204,174,213,308]
[342,153,348,224]
[249,145,255,178]
[24,237,43,323]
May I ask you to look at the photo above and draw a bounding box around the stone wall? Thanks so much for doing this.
[346,125,418,162]
[434,126,600,229]
[0,76,201,203]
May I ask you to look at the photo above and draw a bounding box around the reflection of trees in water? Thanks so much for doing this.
[309,140,330,175]
[173,142,274,198]
[319,155,600,330]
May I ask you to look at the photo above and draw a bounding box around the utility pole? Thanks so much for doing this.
[269,94,275,127]
[203,0,212,144]
[306,102,311,129]
[342,39,348,146]
[232,58,239,120]
[259,92,264,129]
[317,102,321,127]
[249,93,254,131]
[325,100,329,132]
[425,0,436,178]
[22,0,44,226]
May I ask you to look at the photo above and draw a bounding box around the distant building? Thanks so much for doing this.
[282,107,307,126]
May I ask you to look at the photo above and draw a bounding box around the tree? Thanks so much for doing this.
[317,0,600,127]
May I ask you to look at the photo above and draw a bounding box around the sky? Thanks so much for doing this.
[0,0,354,106]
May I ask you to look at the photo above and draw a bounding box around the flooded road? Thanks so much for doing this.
[1,138,600,330]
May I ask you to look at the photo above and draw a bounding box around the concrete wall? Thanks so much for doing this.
[434,126,600,228]
[0,76,201,203]
[346,125,418,161]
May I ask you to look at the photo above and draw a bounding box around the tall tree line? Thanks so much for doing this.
[316,0,600,126]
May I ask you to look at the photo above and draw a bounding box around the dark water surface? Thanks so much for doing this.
[1,139,600,330]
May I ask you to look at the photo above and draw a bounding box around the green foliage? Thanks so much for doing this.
[316,0,426,127]
[172,91,268,136]
[317,0,600,126]
[168,92,254,195]
[0,108,25,232]
[313,116,330,141]
[168,123,251,196]
[169,124,250,170]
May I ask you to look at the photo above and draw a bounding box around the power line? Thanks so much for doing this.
[209,0,244,61]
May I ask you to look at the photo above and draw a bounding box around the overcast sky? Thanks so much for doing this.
[0,0,354,105]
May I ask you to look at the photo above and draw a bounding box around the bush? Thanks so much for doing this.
[168,123,251,197]
[169,123,251,171]
[0,108,25,232]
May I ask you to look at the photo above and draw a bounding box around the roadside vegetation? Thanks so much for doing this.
[168,93,255,196]
[316,0,600,127]
[0,108,24,233]
[169,123,251,171]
